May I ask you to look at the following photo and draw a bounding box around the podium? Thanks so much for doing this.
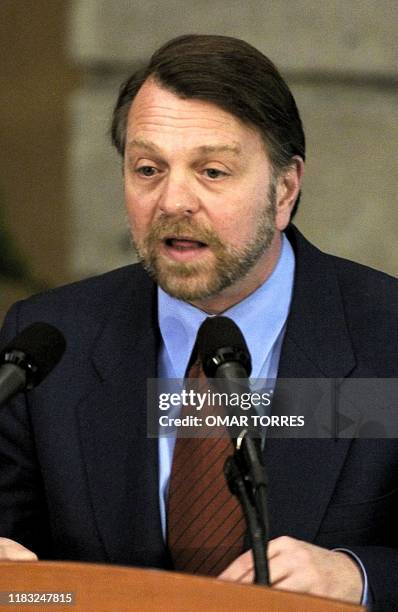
[0,561,365,611]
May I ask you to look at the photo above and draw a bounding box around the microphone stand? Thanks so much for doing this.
[224,428,270,585]
[198,329,271,586]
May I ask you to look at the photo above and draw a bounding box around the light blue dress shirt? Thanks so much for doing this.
[156,233,368,606]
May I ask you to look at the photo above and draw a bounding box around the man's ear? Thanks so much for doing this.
[275,156,305,231]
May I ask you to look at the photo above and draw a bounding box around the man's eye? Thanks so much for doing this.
[136,166,158,177]
[204,168,227,179]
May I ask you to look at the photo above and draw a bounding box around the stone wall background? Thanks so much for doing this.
[0,0,79,320]
[0,1,396,321]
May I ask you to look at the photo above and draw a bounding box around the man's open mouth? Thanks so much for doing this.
[163,237,208,250]
[159,235,211,262]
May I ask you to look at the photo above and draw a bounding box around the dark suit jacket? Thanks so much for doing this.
[0,226,397,610]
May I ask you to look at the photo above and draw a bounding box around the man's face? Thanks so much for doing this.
[124,79,295,312]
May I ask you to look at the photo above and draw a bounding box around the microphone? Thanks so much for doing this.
[196,316,257,441]
[197,316,252,380]
[0,322,66,405]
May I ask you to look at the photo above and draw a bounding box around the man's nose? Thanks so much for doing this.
[158,174,200,216]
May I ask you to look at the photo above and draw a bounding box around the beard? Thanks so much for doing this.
[131,184,277,302]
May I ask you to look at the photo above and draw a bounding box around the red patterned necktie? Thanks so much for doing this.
[167,358,246,576]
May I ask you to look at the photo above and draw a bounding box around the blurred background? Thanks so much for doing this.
[0,0,397,322]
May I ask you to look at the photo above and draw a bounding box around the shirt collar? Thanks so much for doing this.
[158,233,295,379]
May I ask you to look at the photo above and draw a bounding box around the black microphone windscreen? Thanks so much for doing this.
[0,322,66,385]
[196,316,251,376]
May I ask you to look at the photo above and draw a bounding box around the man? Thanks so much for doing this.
[0,35,397,610]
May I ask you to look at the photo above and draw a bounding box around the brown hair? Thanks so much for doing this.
[111,34,305,215]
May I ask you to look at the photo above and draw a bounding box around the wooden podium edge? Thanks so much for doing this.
[0,561,365,611]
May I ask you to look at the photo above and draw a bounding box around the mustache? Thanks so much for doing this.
[144,218,223,247]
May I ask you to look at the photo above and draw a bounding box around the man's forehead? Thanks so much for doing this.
[124,79,268,159]
[126,138,242,156]
[127,79,256,132]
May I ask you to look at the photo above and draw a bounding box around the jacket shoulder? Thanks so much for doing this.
[23,264,149,306]
[328,253,397,310]
[0,264,154,346]
[328,254,398,375]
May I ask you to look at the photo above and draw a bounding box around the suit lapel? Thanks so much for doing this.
[265,227,356,542]
[77,269,167,566]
